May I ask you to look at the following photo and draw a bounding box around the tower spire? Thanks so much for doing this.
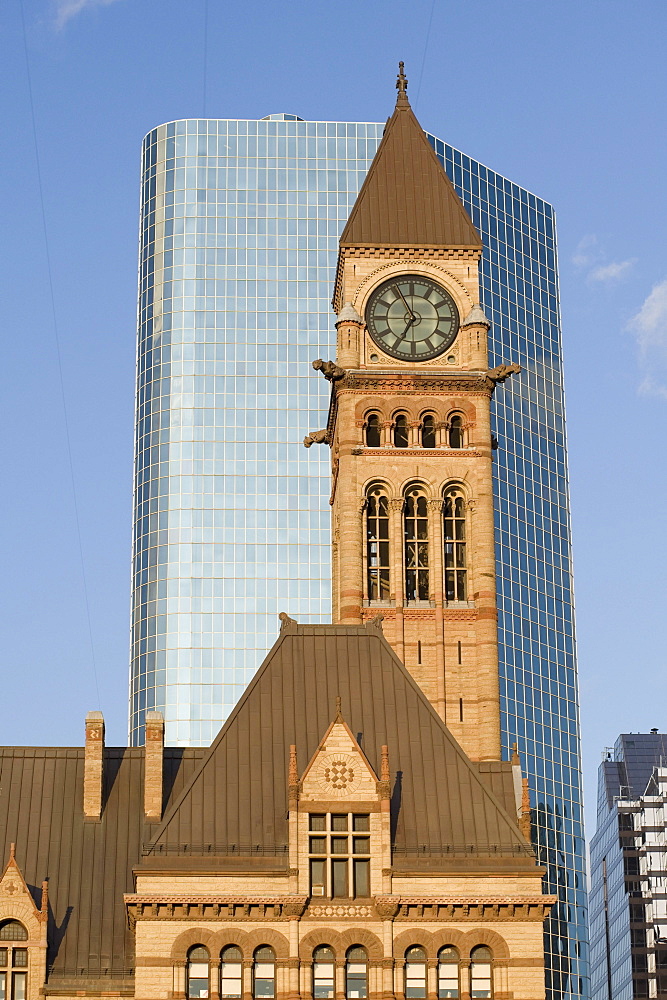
[396,61,409,106]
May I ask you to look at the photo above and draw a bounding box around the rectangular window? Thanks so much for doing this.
[309,814,326,831]
[0,952,6,969]
[331,837,348,854]
[220,967,242,998]
[11,955,26,971]
[353,837,370,854]
[12,975,26,1000]
[309,837,326,853]
[332,859,348,897]
[353,814,370,831]
[254,967,274,998]
[0,973,5,1000]
[331,814,348,831]
[438,966,459,998]
[353,859,369,897]
[310,858,326,896]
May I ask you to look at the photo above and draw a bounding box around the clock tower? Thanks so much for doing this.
[310,65,519,763]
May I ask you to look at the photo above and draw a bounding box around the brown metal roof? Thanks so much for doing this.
[144,624,533,872]
[339,94,482,249]
[0,746,204,987]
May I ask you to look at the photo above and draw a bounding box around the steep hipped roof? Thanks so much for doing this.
[339,74,482,249]
[0,746,204,986]
[143,624,533,872]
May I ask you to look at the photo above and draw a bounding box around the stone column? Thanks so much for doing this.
[389,497,405,661]
[338,500,365,624]
[427,498,445,721]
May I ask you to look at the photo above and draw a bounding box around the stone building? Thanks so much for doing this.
[0,68,553,1000]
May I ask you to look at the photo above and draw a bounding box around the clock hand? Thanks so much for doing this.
[398,317,415,340]
[396,286,415,320]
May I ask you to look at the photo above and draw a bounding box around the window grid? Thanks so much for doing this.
[309,813,371,898]
[366,488,390,601]
[404,487,429,602]
[444,491,467,602]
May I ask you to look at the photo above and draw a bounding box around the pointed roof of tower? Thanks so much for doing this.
[339,63,482,250]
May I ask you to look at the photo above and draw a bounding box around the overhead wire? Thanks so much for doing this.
[19,0,102,709]
[415,0,437,108]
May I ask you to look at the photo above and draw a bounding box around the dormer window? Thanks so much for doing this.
[308,813,370,898]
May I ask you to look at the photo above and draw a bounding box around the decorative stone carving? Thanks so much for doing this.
[279,612,298,630]
[317,753,361,796]
[366,613,384,630]
[485,363,521,384]
[374,897,400,920]
[303,429,330,448]
[312,359,346,381]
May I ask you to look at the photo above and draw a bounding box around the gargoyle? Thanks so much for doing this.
[303,429,330,448]
[312,358,346,381]
[486,363,522,384]
[279,612,298,631]
[365,613,384,630]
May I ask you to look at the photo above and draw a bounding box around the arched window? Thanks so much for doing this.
[313,946,335,999]
[253,946,275,999]
[421,414,436,449]
[365,413,381,448]
[366,485,390,601]
[0,923,28,1000]
[448,415,464,449]
[221,946,243,999]
[394,413,409,448]
[443,489,467,602]
[345,947,367,999]
[438,947,459,998]
[187,946,210,999]
[404,486,429,602]
[470,947,492,999]
[404,947,427,998]
[0,925,26,943]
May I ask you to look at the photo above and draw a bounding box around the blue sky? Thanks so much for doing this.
[2,0,667,834]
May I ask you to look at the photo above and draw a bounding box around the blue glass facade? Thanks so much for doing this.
[131,113,587,998]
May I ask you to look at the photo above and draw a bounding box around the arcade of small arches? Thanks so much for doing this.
[362,409,472,451]
[364,482,471,605]
[182,940,495,1000]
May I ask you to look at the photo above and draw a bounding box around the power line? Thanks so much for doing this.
[415,0,436,108]
[19,0,102,709]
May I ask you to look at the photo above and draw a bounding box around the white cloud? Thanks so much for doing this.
[572,235,634,284]
[627,278,667,397]
[55,0,122,29]
[589,260,635,283]
[572,235,598,269]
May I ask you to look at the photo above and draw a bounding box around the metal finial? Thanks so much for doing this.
[396,61,408,102]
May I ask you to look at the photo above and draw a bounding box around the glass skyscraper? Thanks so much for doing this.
[131,112,587,998]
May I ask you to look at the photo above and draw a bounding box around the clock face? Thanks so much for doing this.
[365,275,459,361]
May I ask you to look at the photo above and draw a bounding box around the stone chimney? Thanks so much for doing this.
[83,711,105,820]
[144,711,165,821]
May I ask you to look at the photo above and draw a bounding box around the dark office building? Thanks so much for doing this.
[590,732,667,1000]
